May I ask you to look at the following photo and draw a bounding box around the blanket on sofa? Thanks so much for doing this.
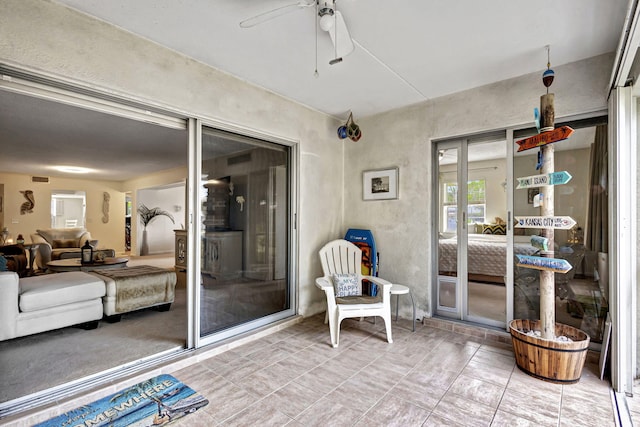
[96,265,176,313]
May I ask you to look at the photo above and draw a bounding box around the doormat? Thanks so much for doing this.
[35,374,209,427]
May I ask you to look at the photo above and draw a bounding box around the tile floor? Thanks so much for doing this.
[9,314,616,426]
[173,315,614,426]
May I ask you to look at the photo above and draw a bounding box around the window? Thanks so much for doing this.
[51,190,86,229]
[443,180,486,232]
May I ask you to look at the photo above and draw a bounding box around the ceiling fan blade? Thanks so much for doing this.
[240,1,314,28]
[328,11,355,58]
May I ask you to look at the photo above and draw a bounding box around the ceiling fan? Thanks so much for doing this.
[240,0,355,64]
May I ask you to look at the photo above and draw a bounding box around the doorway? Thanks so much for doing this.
[434,132,508,328]
[198,127,294,341]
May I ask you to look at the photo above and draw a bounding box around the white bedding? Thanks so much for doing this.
[438,234,538,282]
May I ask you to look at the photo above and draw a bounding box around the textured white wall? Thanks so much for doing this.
[0,0,616,322]
[0,0,342,316]
[344,53,614,320]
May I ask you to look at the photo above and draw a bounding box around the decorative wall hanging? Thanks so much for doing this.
[363,167,398,200]
[102,191,110,223]
[19,190,34,215]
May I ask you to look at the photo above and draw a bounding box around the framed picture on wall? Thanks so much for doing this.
[527,188,539,204]
[363,167,399,201]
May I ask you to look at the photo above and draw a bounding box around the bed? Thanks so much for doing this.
[438,234,538,284]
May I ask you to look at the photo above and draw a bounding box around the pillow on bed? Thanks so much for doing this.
[482,224,506,235]
[331,273,362,297]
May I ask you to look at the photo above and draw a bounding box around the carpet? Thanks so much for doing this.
[34,374,208,427]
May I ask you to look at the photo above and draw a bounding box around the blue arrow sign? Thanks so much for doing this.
[516,255,572,273]
[516,171,572,189]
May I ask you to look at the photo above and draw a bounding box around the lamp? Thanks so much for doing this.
[81,240,94,265]
[318,2,335,32]
[319,13,334,31]
[0,227,13,246]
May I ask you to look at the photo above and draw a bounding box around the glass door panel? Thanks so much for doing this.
[512,124,609,343]
[199,127,290,338]
[466,140,507,327]
[435,134,508,328]
[437,145,459,315]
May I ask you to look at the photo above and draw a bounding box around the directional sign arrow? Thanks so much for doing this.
[516,171,573,189]
[516,255,573,273]
[515,216,577,230]
[516,126,574,152]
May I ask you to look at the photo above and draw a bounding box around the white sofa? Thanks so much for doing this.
[30,228,93,269]
[0,271,105,341]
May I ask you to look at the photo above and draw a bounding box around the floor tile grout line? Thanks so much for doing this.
[490,362,518,426]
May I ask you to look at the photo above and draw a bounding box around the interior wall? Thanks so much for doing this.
[0,172,125,257]
[0,0,343,316]
[137,185,184,255]
[343,53,613,319]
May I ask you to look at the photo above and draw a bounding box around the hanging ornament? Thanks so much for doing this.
[542,45,554,91]
[539,45,555,132]
[336,112,362,141]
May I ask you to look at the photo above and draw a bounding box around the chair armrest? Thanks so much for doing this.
[30,234,49,246]
[79,232,92,247]
[30,234,52,268]
[364,276,392,290]
[0,272,19,341]
[364,276,392,300]
[315,277,333,291]
[315,276,337,312]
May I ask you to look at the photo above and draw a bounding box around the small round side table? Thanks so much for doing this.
[390,284,415,332]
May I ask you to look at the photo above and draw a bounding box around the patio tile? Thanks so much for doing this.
[498,387,560,425]
[355,394,431,426]
[260,381,325,419]
[222,398,293,426]
[431,393,495,427]
[448,374,505,408]
[12,315,617,427]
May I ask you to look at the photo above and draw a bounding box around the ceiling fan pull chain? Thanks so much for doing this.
[334,2,338,59]
[314,0,319,77]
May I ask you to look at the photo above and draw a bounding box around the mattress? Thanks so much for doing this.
[438,234,538,282]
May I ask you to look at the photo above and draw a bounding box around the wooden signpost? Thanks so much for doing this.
[515,216,577,230]
[515,125,574,152]
[516,171,572,189]
[516,254,572,273]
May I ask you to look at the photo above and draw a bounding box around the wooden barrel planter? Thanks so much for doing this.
[509,319,590,384]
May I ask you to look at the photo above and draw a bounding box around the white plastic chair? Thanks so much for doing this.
[315,239,393,348]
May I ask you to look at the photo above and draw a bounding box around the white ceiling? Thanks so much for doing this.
[54,0,628,119]
[0,1,629,181]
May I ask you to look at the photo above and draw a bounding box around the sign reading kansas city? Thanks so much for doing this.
[514,216,576,230]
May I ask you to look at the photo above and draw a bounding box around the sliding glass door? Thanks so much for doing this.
[435,133,508,328]
[512,122,609,344]
[197,126,293,342]
[434,119,609,337]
